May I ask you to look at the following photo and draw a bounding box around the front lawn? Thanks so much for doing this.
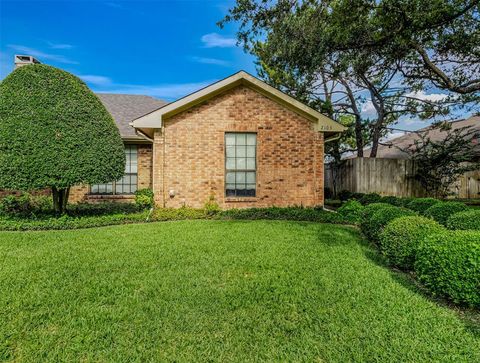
[1,221,478,362]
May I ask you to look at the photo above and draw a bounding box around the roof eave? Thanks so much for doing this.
[132,71,346,133]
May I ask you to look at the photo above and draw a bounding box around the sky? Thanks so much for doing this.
[0,0,255,100]
[0,0,475,137]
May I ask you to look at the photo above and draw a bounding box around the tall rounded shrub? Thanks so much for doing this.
[415,230,480,307]
[379,216,445,270]
[447,209,480,230]
[0,64,125,214]
[366,206,417,242]
[424,202,469,226]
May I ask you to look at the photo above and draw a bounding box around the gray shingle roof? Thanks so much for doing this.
[96,93,167,141]
[358,115,480,159]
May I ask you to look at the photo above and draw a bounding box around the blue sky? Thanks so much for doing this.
[0,0,255,100]
[0,0,475,136]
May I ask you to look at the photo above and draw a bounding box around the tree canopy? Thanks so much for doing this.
[220,0,479,162]
[0,64,125,213]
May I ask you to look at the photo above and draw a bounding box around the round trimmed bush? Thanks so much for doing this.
[361,203,416,241]
[447,209,480,230]
[424,202,469,226]
[406,198,440,214]
[415,230,480,307]
[337,200,364,224]
[379,216,445,270]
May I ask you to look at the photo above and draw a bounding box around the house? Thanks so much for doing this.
[361,116,480,159]
[11,55,346,208]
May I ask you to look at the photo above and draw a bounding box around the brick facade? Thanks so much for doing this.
[153,85,324,209]
[69,143,153,203]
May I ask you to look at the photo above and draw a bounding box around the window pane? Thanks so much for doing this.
[236,145,246,157]
[246,172,256,184]
[226,133,236,145]
[236,158,246,169]
[226,146,235,157]
[246,133,256,145]
[246,146,255,157]
[236,133,246,145]
[246,158,256,170]
[236,172,246,183]
[246,184,256,191]
[226,158,236,169]
[226,172,235,183]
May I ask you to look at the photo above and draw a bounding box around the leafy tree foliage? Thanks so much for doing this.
[405,122,480,197]
[220,0,479,159]
[0,64,125,214]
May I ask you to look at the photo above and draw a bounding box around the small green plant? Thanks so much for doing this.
[204,195,221,216]
[134,188,154,209]
[379,216,445,270]
[415,230,480,307]
[406,198,440,214]
[359,193,382,205]
[0,193,32,217]
[424,201,469,226]
[379,196,403,207]
[337,200,364,224]
[447,209,480,230]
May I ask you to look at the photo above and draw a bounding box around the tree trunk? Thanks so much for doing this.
[355,114,364,157]
[370,127,381,157]
[52,186,70,215]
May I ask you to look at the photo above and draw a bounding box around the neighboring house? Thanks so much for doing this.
[360,116,480,159]
[13,55,345,208]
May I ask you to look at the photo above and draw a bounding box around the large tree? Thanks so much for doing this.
[0,64,125,214]
[220,0,464,158]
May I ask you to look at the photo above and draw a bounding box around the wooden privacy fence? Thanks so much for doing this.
[325,157,480,199]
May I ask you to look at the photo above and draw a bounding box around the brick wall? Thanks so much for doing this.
[69,143,153,203]
[153,85,324,209]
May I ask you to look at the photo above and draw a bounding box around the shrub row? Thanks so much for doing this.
[360,201,480,307]
[218,206,346,224]
[0,205,349,231]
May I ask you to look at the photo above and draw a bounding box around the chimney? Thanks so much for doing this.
[14,55,41,69]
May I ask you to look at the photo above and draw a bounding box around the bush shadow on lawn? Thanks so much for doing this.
[355,229,480,337]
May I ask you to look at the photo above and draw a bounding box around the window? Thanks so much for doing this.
[90,145,138,195]
[225,133,256,197]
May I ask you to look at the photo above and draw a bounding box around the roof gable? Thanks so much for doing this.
[132,71,346,134]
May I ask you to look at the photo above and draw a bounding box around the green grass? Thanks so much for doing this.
[1,220,478,362]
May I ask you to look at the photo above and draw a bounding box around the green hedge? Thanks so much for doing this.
[406,198,440,214]
[337,200,364,224]
[0,212,150,231]
[379,216,445,270]
[447,209,480,230]
[424,202,469,226]
[219,207,346,224]
[415,230,480,307]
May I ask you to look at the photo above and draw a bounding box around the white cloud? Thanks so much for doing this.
[382,131,406,142]
[47,42,74,50]
[8,45,78,64]
[201,33,236,48]
[405,90,449,102]
[78,74,112,86]
[190,56,230,67]
[361,100,377,117]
